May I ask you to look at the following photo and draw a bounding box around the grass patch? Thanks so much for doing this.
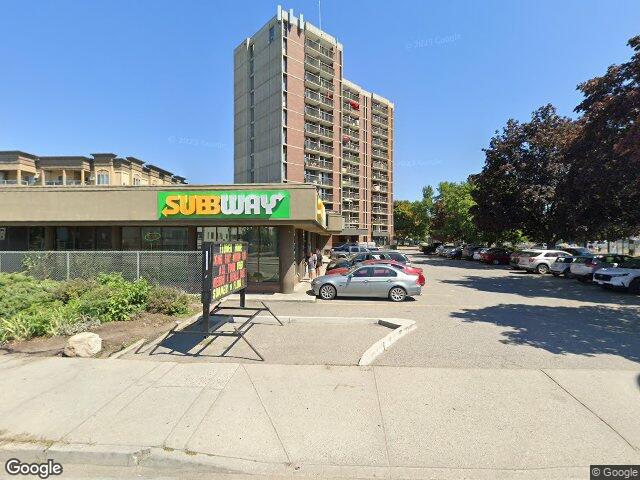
[0,272,193,344]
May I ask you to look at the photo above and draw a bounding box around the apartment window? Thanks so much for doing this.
[282,21,288,37]
[283,127,287,144]
[250,123,255,138]
[249,58,254,74]
[283,37,288,53]
[282,55,287,72]
[250,108,254,122]
[250,91,254,105]
[133,175,141,186]
[282,74,288,91]
[282,92,287,108]
[250,138,254,153]
[249,43,254,57]
[269,26,275,43]
[96,170,110,185]
[249,75,254,90]
[282,145,287,163]
[282,109,287,125]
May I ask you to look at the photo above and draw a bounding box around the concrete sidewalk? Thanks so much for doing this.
[0,356,639,479]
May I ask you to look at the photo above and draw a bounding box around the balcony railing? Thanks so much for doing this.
[304,154,333,171]
[305,122,334,139]
[372,172,388,182]
[304,72,333,91]
[319,192,334,202]
[342,141,359,153]
[372,184,388,192]
[372,137,388,148]
[372,161,388,170]
[305,138,333,154]
[342,115,359,127]
[372,148,387,159]
[342,178,360,188]
[372,217,388,225]
[372,228,389,234]
[343,152,360,163]
[305,172,333,186]
[372,103,388,115]
[305,55,335,76]
[342,90,359,102]
[0,179,31,185]
[344,222,360,229]
[304,89,333,108]
[305,38,334,60]
[372,207,388,214]
[372,114,388,126]
[342,191,359,200]
[342,202,359,212]
[342,166,359,176]
[372,125,388,137]
[305,105,334,124]
[342,127,358,139]
[372,195,387,203]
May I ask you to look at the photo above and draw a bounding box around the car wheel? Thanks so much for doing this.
[536,264,549,274]
[318,284,337,300]
[629,279,640,295]
[492,259,499,265]
[388,286,407,302]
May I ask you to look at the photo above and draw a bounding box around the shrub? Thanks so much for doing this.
[0,301,77,343]
[146,285,190,316]
[73,273,150,322]
[0,273,57,319]
[52,278,98,303]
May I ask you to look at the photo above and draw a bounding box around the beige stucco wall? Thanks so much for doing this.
[0,183,330,233]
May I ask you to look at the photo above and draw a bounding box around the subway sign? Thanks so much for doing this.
[158,190,290,219]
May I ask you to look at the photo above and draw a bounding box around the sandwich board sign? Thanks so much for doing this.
[201,241,248,319]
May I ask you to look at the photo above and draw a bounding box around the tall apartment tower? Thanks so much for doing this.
[234,6,394,245]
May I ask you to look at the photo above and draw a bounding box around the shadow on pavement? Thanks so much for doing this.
[452,303,640,363]
[412,257,510,270]
[442,272,640,306]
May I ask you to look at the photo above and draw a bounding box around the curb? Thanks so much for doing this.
[358,318,417,366]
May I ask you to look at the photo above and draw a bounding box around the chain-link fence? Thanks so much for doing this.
[0,251,203,293]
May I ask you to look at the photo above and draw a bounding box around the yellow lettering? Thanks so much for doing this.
[161,195,180,217]
[179,195,196,215]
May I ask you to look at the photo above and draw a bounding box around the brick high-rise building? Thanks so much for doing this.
[234,6,394,245]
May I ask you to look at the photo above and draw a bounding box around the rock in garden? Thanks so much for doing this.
[63,332,102,357]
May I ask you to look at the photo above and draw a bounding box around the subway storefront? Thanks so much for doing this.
[0,184,343,293]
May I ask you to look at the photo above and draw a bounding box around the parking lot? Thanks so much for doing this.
[274,248,640,370]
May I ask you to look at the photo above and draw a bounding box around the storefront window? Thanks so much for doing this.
[122,227,141,250]
[259,227,279,282]
[162,227,188,251]
[141,227,162,250]
[28,227,45,250]
[77,227,95,250]
[95,227,112,250]
[239,227,260,282]
[55,227,73,250]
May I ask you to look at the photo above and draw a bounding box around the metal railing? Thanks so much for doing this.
[372,195,387,203]
[342,127,359,139]
[343,152,360,163]
[372,148,387,159]
[305,138,333,154]
[305,105,334,123]
[0,250,203,293]
[372,103,388,115]
[304,173,333,186]
[342,90,360,101]
[372,161,388,170]
[304,72,333,91]
[372,125,388,137]
[372,138,388,148]
[305,122,334,139]
[305,38,334,59]
[304,89,333,108]
[304,155,333,170]
[372,114,388,126]
[342,178,359,188]
[342,141,359,152]
[304,55,334,76]
[319,192,334,202]
[373,184,388,192]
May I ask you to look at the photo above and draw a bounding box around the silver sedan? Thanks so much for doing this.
[311,264,422,302]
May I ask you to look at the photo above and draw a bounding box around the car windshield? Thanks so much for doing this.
[619,258,640,269]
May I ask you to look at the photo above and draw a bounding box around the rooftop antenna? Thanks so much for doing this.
[318,0,322,29]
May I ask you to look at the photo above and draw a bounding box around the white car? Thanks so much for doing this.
[550,256,575,277]
[518,250,571,274]
[473,248,488,261]
[593,258,640,294]
[569,254,632,282]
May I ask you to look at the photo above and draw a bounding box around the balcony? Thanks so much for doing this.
[342,127,358,140]
[304,72,333,93]
[372,125,388,138]
[305,172,333,187]
[342,115,359,128]
[342,191,359,200]
[372,137,388,148]
[304,55,334,78]
[372,172,388,182]
[344,222,360,229]
[342,165,359,176]
[305,122,334,140]
[372,217,388,225]
[342,140,359,153]
[304,154,333,172]
[342,89,359,102]
[372,194,387,203]
[372,206,388,214]
[372,160,388,171]
[343,152,360,164]
[372,103,388,116]
[372,114,388,127]
[343,100,360,113]
[342,178,359,188]
[0,179,29,186]
[319,192,334,202]
[305,105,334,126]
[342,202,359,213]
[372,148,387,160]
[372,184,388,193]
[305,138,333,155]
[304,89,333,108]
[305,38,334,61]
[372,227,389,235]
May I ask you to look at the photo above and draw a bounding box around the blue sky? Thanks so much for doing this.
[1,0,638,200]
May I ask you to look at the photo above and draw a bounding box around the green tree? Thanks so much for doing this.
[431,181,478,243]
[393,186,435,242]
[393,200,416,242]
[472,105,578,245]
[558,35,640,240]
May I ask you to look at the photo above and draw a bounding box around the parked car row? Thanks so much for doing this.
[311,247,423,301]
[423,242,640,294]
